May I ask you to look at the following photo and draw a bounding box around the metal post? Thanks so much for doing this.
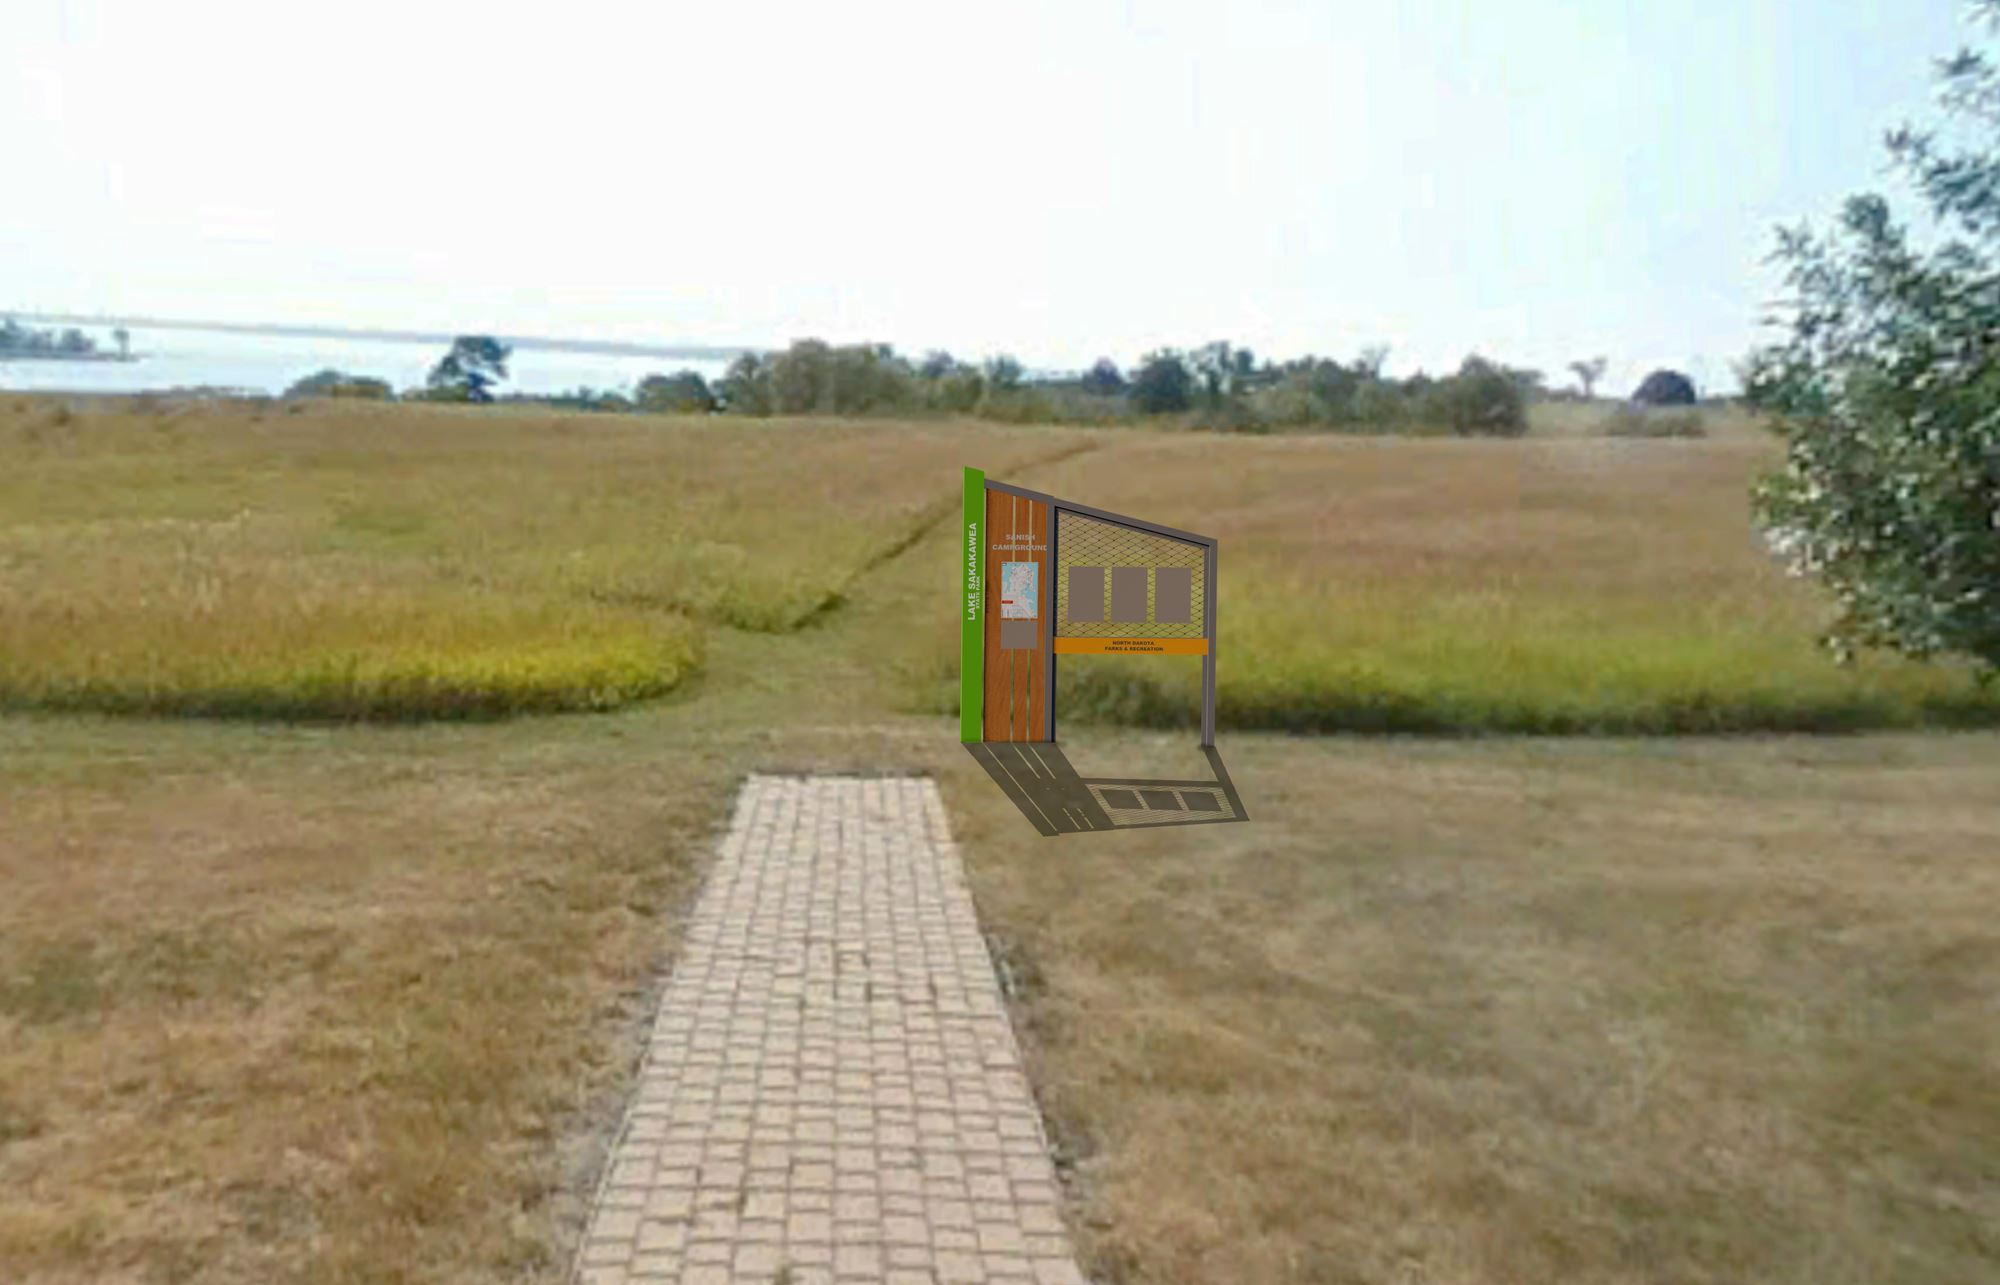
[1044,507,1058,741]
[1201,539,1217,748]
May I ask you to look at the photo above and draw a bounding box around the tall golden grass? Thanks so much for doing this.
[13,395,1995,731]
[0,398,1085,719]
[939,432,2000,732]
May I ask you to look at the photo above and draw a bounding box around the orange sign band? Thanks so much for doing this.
[1052,636,1209,656]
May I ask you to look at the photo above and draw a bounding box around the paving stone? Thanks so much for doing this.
[571,776,1086,1283]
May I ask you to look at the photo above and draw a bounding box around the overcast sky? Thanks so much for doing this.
[8,1,1979,391]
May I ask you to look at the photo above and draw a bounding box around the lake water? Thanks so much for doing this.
[0,326,739,397]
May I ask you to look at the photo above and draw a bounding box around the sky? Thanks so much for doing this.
[7,1,1983,393]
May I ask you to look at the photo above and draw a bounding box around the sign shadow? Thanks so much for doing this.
[964,742,1248,837]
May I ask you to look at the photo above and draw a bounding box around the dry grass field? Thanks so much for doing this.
[2,394,1996,1284]
[946,726,2000,1285]
[1524,398,1751,440]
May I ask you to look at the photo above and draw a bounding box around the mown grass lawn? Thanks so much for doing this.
[945,726,2000,1285]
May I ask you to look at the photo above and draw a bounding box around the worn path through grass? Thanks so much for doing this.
[0,421,1109,1284]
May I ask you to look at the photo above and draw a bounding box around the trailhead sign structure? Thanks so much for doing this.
[960,466,1218,747]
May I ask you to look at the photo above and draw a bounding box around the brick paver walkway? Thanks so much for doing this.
[573,775,1088,1285]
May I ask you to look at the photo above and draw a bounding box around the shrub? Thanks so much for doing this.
[1192,398,1266,433]
[634,370,716,414]
[975,388,1057,424]
[1419,356,1529,436]
[1597,406,1706,438]
[284,369,395,400]
[983,355,1025,393]
[1245,378,1320,428]
[520,387,633,413]
[930,366,986,414]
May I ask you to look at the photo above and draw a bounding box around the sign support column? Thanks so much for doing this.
[1201,540,1217,748]
[960,467,984,742]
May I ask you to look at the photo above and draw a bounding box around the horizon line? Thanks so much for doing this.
[3,311,769,362]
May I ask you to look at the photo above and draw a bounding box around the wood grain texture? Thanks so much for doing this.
[983,488,1050,741]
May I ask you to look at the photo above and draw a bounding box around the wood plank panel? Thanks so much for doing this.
[1035,503,1050,737]
[983,488,1050,741]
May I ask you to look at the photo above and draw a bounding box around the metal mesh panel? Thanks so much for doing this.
[1055,510,1207,638]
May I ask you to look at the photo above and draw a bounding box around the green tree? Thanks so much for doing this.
[113,326,130,359]
[1633,369,1696,405]
[1129,350,1194,414]
[770,339,834,411]
[838,344,917,413]
[1080,358,1125,395]
[1746,1,2000,675]
[1189,341,1252,407]
[427,335,511,403]
[761,340,916,415]
[1421,355,1528,436]
[983,354,1025,393]
[719,353,773,415]
[635,370,716,413]
[933,366,985,413]
[1569,356,1608,398]
[1303,358,1361,422]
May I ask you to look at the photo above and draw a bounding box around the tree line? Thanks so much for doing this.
[1,318,132,360]
[296,335,1702,437]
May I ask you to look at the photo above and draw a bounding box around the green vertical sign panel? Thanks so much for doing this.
[960,467,984,741]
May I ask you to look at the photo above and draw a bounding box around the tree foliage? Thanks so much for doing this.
[1632,369,1697,406]
[718,353,773,415]
[719,341,925,416]
[1080,357,1126,395]
[983,354,1025,393]
[931,363,986,413]
[1189,341,1255,407]
[1129,350,1194,414]
[0,318,97,356]
[426,335,511,403]
[1745,1,2000,675]
[1418,355,1530,436]
[285,368,395,399]
[635,370,716,413]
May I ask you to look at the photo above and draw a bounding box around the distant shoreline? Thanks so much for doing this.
[6,311,763,363]
[0,351,138,364]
